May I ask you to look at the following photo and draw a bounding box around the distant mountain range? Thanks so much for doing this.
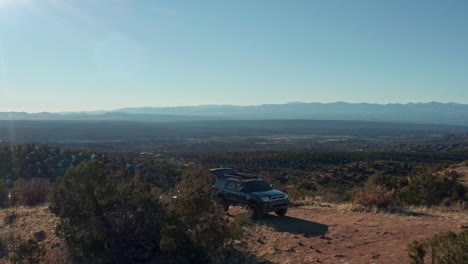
[0,112,219,122]
[1,102,467,126]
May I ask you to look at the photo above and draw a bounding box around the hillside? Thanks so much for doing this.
[2,203,467,264]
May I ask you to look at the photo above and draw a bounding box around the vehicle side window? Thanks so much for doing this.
[225,181,236,191]
[215,178,226,189]
[235,182,243,191]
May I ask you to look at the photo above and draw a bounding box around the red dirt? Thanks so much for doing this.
[237,206,467,264]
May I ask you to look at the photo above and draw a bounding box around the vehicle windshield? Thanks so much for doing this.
[244,180,272,192]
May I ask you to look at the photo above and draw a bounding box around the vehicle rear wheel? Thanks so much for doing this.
[223,200,229,212]
[275,208,287,217]
[248,203,262,219]
[217,196,229,212]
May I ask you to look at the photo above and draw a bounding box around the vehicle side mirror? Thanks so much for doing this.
[239,188,245,192]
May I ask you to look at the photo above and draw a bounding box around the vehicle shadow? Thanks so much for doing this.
[257,214,328,237]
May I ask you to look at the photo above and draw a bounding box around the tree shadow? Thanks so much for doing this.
[257,214,328,237]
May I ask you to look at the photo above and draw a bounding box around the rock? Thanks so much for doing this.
[33,231,46,242]
[4,214,16,225]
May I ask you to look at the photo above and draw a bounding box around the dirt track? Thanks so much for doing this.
[238,206,467,264]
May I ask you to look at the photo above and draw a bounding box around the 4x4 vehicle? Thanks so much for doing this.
[210,168,289,219]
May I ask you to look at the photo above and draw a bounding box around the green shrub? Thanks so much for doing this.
[160,168,242,262]
[0,180,8,208]
[398,173,451,205]
[367,172,401,190]
[49,160,163,263]
[408,230,468,264]
[0,235,7,258]
[287,188,315,201]
[9,239,46,264]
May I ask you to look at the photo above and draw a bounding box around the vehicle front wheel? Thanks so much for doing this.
[275,208,288,217]
[248,203,263,220]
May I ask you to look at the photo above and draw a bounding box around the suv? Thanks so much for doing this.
[210,168,289,219]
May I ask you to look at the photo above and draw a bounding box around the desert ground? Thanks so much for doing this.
[235,204,467,264]
[1,203,467,264]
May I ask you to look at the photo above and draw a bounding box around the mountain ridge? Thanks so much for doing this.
[1,102,467,126]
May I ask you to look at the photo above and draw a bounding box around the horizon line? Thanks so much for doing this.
[1,101,467,114]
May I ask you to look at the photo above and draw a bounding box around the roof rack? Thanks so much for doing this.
[209,168,258,179]
[222,173,258,180]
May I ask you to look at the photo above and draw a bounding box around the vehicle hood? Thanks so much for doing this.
[250,189,286,198]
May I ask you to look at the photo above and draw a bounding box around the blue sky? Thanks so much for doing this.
[0,0,467,112]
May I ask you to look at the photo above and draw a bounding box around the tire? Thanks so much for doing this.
[223,200,229,212]
[217,196,229,212]
[248,203,263,220]
[275,208,288,217]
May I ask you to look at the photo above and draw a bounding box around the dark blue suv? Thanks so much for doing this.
[210,168,289,219]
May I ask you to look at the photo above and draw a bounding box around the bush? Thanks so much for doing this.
[9,239,46,264]
[0,180,8,208]
[408,230,468,264]
[398,173,451,206]
[0,235,7,258]
[14,179,50,206]
[353,185,395,209]
[49,161,163,263]
[367,172,400,190]
[160,168,242,263]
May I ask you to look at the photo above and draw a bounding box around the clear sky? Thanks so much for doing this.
[0,0,467,112]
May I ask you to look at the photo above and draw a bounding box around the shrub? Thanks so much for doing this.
[14,179,50,206]
[0,180,8,208]
[0,235,7,258]
[398,173,451,206]
[9,239,46,264]
[160,168,242,262]
[353,185,395,209]
[408,230,468,264]
[287,188,315,202]
[453,184,467,201]
[49,161,163,263]
[320,185,354,203]
[367,172,400,190]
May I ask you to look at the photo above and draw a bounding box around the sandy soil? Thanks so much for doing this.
[0,204,69,264]
[236,205,468,264]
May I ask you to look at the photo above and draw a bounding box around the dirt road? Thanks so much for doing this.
[239,205,467,264]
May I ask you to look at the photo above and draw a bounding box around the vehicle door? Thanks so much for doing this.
[224,180,239,204]
[232,182,248,205]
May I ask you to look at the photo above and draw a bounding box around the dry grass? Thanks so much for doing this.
[291,196,468,223]
[0,204,71,263]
